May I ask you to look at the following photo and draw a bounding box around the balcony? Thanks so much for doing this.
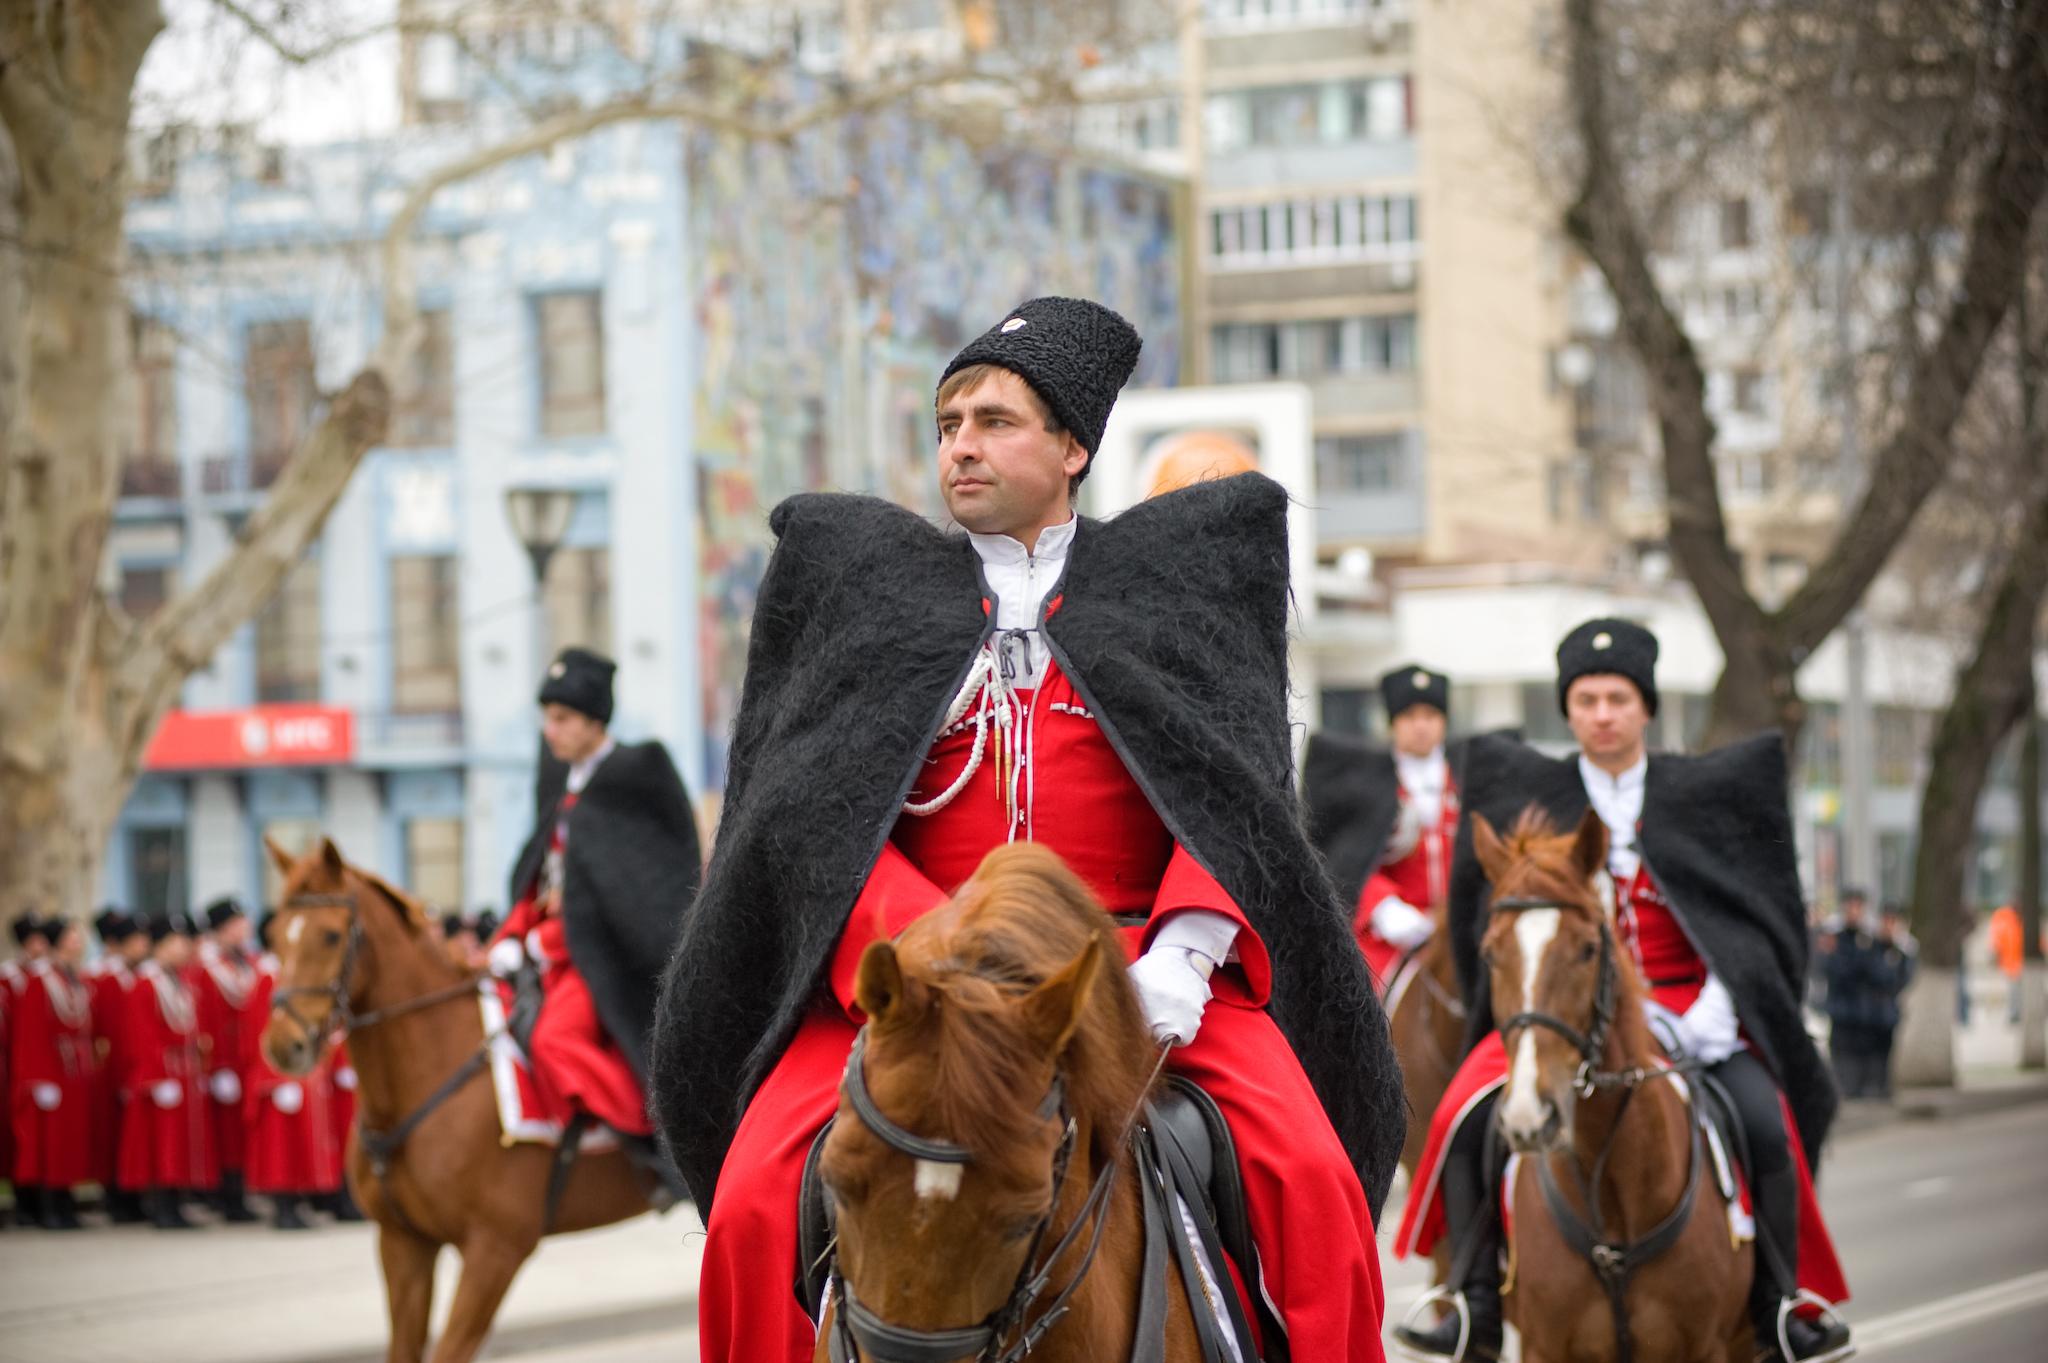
[200,449,295,500]
[354,710,466,769]
[118,456,182,501]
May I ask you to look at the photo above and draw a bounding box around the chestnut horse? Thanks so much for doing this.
[815,842,1208,1362]
[1470,809,1751,1363]
[1386,903,1465,1282]
[259,837,654,1363]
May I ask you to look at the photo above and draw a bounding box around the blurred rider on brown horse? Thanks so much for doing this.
[652,296,1407,1362]
[485,647,700,1187]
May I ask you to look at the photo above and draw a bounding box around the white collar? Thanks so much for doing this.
[967,514,1077,568]
[568,736,617,795]
[1395,747,1448,789]
[1578,752,1648,800]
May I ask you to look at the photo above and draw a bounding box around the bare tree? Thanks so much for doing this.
[0,0,1163,928]
[1557,0,2048,750]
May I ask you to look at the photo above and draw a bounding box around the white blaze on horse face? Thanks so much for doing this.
[1501,909,1562,1138]
[914,1159,964,1202]
[286,915,306,946]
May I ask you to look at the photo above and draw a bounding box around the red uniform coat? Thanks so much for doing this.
[193,942,260,1172]
[492,790,651,1137]
[117,962,215,1192]
[0,960,19,1183]
[1355,775,1460,981]
[88,960,137,1184]
[698,659,1385,1363]
[9,961,98,1187]
[328,1038,357,1179]
[1395,862,1848,1306]
[241,970,341,1194]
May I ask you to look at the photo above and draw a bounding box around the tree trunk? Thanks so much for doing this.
[1895,483,2048,1086]
[2020,692,2045,1070]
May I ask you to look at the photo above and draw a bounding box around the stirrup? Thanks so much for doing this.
[1393,1285,1471,1363]
[1777,1290,1855,1363]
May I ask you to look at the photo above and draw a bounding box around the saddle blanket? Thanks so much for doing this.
[478,978,617,1151]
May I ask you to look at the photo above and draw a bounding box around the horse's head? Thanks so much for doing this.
[1472,807,1622,1154]
[260,834,428,1076]
[819,842,1153,1345]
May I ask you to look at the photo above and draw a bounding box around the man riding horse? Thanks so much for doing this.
[1304,664,1461,983]
[651,296,1407,1362]
[486,647,700,1185]
[1393,618,1852,1363]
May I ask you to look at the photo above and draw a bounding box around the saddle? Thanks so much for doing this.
[797,1074,1287,1361]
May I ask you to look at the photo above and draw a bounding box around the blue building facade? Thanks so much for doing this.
[107,110,1181,921]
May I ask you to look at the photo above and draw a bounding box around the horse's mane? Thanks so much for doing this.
[1488,807,1655,1061]
[890,844,1156,1177]
[288,838,436,939]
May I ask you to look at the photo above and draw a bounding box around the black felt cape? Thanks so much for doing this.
[651,474,1406,1218]
[1444,732,1837,1164]
[1301,732,1502,913]
[510,741,702,1088]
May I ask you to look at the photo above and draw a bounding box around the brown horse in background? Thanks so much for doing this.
[1386,903,1467,1282]
[259,837,655,1363]
[816,842,1205,1361]
[1471,809,1751,1363]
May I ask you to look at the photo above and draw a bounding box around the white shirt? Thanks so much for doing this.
[567,736,617,795]
[1579,752,1648,882]
[1396,747,1450,826]
[967,516,1076,689]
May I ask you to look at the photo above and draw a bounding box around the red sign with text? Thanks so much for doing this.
[144,705,355,770]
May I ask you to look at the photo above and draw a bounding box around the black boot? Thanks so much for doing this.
[149,1188,199,1230]
[1747,1165,1852,1362]
[14,1184,44,1227]
[108,1189,147,1224]
[1394,1112,1505,1362]
[328,1183,365,1222]
[40,1188,83,1231]
[272,1193,312,1231]
[216,1170,259,1223]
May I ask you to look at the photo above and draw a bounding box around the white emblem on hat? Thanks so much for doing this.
[1413,670,1431,689]
[547,661,567,679]
[1592,632,1613,650]
[1001,317,1027,333]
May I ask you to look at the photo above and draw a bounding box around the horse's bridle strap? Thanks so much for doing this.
[839,1280,996,1363]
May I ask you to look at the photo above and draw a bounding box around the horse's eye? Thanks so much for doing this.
[1579,941,1598,963]
[323,930,344,947]
[1001,1213,1043,1242]
[1478,946,1495,967]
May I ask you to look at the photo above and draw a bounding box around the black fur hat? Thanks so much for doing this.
[147,914,196,945]
[938,296,1142,476]
[204,897,245,932]
[95,909,139,943]
[11,913,50,947]
[1557,617,1660,716]
[538,647,616,724]
[1381,664,1450,721]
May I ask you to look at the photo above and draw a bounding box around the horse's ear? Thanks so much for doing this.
[1470,813,1511,886]
[318,836,347,879]
[264,835,297,879]
[1570,808,1609,884]
[856,942,911,1026]
[1020,935,1104,1058]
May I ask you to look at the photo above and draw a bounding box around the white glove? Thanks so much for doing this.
[1369,896,1436,950]
[210,1069,243,1104]
[32,1082,61,1111]
[487,937,526,978]
[525,927,547,962]
[1128,909,1239,1046]
[1642,999,1696,1059]
[335,1066,358,1092]
[1680,976,1742,1065]
[151,1079,184,1109]
[272,1081,304,1115]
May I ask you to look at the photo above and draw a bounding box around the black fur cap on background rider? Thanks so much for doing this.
[650,472,1408,1221]
[1442,655,1837,1162]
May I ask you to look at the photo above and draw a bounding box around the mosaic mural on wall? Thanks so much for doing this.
[687,109,1181,790]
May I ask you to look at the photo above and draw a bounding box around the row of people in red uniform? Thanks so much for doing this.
[2,902,360,1232]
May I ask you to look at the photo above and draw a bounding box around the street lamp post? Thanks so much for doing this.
[504,486,576,683]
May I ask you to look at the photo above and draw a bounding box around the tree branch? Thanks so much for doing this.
[1780,0,2048,652]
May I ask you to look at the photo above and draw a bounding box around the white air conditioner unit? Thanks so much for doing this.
[1367,14,1395,45]
[1388,260,1416,288]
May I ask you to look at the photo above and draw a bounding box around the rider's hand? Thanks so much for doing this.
[1128,947,1214,1047]
[209,1069,242,1105]
[1680,975,1741,1065]
[150,1079,184,1109]
[32,1082,61,1111]
[1642,999,1697,1060]
[1370,895,1436,950]
[487,937,525,978]
[272,1081,304,1115]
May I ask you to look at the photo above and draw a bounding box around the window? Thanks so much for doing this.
[1519,682,1575,745]
[245,318,316,485]
[1720,197,1752,250]
[1788,185,1833,237]
[1732,367,1767,416]
[129,827,187,921]
[543,546,612,654]
[120,564,173,620]
[1319,687,1377,738]
[1800,702,1841,790]
[536,291,605,438]
[1875,706,1927,788]
[389,308,454,447]
[1316,434,1408,492]
[255,554,322,703]
[1209,193,1418,269]
[391,554,461,714]
[1212,314,1417,381]
[125,315,180,497]
[406,817,464,912]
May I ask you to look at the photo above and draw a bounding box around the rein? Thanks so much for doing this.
[828,1028,1170,1363]
[1486,893,1704,1363]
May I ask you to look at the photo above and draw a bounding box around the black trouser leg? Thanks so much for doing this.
[1395,1093,1504,1359]
[1712,1053,1797,1321]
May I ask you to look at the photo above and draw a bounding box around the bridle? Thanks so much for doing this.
[266,890,479,1060]
[1489,894,1676,1096]
[826,1025,1157,1363]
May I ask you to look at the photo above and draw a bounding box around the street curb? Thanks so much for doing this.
[1835,1077,2048,1138]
